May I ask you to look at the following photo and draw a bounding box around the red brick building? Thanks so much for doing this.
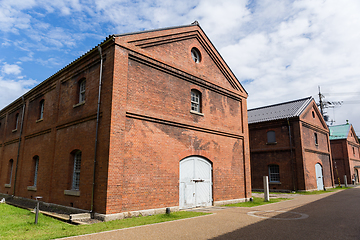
[248,97,334,191]
[329,123,360,184]
[0,23,251,220]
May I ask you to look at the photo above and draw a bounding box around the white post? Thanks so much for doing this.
[344,175,348,187]
[263,176,269,202]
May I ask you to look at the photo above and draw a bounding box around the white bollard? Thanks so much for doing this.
[344,175,348,187]
[263,176,270,202]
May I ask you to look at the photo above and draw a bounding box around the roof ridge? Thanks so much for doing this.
[248,96,312,112]
[113,22,199,38]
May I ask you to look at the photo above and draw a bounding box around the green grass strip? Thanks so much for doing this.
[266,186,352,195]
[0,204,209,240]
[224,197,290,207]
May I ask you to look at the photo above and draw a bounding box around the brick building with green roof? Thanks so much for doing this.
[329,123,360,184]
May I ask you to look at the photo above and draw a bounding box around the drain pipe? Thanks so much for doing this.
[287,118,296,191]
[90,45,103,218]
[13,96,26,196]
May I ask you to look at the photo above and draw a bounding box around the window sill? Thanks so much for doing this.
[266,142,277,145]
[269,182,281,185]
[73,101,85,108]
[12,129,17,133]
[64,190,80,197]
[36,118,43,123]
[4,184,11,188]
[190,110,204,116]
[27,186,37,191]
[315,144,318,146]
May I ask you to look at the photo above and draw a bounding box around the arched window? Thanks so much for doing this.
[33,156,39,187]
[269,164,280,182]
[72,150,82,190]
[191,47,201,63]
[39,100,44,120]
[314,132,318,145]
[14,113,19,130]
[267,131,276,144]
[191,89,201,113]
[79,80,86,103]
[7,159,14,185]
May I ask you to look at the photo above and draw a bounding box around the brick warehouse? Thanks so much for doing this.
[329,123,360,185]
[0,23,251,220]
[248,97,334,192]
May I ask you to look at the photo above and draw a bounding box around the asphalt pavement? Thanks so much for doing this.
[61,187,360,240]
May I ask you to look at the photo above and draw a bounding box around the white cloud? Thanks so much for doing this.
[1,0,360,131]
[0,76,36,109]
[1,63,22,75]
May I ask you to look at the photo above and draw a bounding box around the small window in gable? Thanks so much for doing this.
[269,165,280,182]
[267,131,276,144]
[79,80,86,103]
[312,111,315,118]
[353,147,355,157]
[314,132,318,145]
[39,100,44,120]
[191,47,201,63]
[191,89,202,113]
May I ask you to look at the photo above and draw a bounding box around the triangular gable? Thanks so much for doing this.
[299,99,328,130]
[113,24,247,97]
[347,125,359,144]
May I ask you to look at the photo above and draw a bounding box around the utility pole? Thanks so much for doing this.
[318,86,324,118]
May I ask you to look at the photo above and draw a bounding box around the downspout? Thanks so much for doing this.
[90,45,103,218]
[287,118,296,191]
[13,97,26,196]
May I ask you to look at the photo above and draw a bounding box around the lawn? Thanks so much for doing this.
[224,197,290,207]
[0,204,209,240]
[267,186,352,195]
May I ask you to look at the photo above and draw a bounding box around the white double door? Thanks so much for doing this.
[179,156,212,209]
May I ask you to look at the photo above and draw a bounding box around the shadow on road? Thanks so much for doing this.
[211,188,360,240]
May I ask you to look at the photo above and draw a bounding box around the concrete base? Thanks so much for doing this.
[94,206,180,222]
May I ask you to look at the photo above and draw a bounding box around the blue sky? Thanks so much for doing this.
[1,0,360,133]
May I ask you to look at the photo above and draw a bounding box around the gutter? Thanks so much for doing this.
[90,45,103,218]
[13,97,26,196]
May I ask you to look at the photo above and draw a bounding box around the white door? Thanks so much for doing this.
[179,156,212,209]
[315,163,324,190]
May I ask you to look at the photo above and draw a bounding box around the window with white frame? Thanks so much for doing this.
[33,156,39,187]
[39,100,44,120]
[79,80,86,103]
[72,150,82,190]
[191,90,201,113]
[267,131,276,144]
[269,165,280,182]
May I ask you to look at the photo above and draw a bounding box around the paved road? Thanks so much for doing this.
[62,187,360,240]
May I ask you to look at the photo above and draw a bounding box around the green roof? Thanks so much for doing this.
[329,124,351,140]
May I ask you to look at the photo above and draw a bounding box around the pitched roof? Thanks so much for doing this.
[329,124,351,140]
[248,97,313,124]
